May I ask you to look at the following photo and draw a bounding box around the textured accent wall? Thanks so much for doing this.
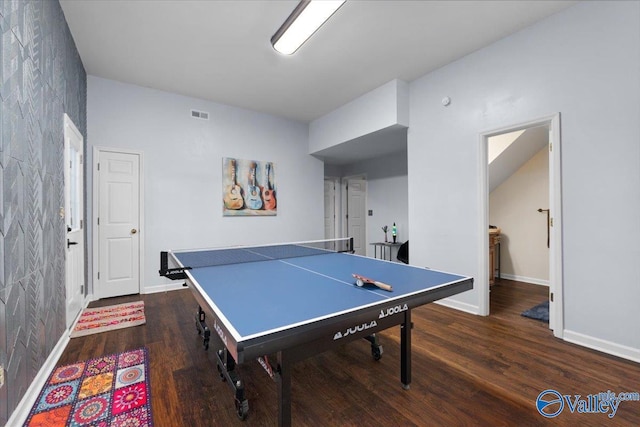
[0,1,86,423]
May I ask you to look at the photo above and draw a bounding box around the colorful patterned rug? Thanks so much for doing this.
[24,348,153,426]
[71,301,146,338]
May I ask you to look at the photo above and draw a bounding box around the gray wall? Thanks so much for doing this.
[87,76,324,292]
[0,0,86,423]
[408,1,639,354]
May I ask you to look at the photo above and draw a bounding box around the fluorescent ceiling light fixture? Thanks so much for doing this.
[271,0,346,55]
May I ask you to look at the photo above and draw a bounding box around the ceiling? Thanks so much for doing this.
[488,126,549,192]
[314,125,408,165]
[60,0,577,125]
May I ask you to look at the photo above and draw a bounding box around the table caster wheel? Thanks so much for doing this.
[216,364,226,382]
[235,399,249,420]
[371,345,383,361]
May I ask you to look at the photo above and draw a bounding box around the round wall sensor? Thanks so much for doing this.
[442,97,451,106]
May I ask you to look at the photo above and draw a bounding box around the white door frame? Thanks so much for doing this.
[92,146,145,297]
[478,113,563,338]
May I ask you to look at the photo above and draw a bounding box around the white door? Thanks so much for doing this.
[547,117,563,337]
[324,179,336,240]
[347,178,366,255]
[96,150,141,298]
[64,114,85,328]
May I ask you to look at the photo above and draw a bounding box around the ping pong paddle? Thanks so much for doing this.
[352,273,393,292]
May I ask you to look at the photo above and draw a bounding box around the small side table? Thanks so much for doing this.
[489,228,501,285]
[370,242,403,261]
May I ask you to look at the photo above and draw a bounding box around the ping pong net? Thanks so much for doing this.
[160,238,353,279]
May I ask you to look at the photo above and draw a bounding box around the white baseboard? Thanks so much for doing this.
[499,273,549,286]
[563,329,640,363]
[435,297,479,315]
[436,295,640,364]
[7,297,97,425]
[6,330,72,426]
[143,282,187,294]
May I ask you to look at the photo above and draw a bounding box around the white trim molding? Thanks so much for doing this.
[498,273,549,287]
[5,293,91,426]
[144,283,188,294]
[564,330,640,364]
[436,298,479,316]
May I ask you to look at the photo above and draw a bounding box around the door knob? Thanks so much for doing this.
[131,229,137,234]
[67,239,78,248]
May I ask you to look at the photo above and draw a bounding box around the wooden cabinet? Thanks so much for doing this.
[489,228,501,285]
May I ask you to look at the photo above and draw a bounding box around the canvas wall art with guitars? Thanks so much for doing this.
[222,157,276,216]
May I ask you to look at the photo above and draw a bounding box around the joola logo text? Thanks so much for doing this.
[258,356,274,379]
[214,320,228,346]
[379,303,408,318]
[333,320,377,340]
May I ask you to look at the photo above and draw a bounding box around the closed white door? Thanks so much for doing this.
[64,115,85,328]
[96,150,141,298]
[347,178,366,255]
[324,179,336,240]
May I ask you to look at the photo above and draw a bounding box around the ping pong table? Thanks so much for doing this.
[160,238,473,426]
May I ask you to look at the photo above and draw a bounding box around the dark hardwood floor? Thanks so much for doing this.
[57,279,640,426]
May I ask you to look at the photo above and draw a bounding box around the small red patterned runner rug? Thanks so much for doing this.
[24,347,153,426]
[71,301,146,338]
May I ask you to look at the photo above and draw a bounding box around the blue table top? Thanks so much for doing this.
[174,251,470,341]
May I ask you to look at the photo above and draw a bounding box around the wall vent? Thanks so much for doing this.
[191,109,210,120]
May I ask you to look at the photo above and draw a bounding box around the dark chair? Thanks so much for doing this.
[397,240,409,264]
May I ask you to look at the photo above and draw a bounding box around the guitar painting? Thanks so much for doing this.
[261,162,277,211]
[246,162,263,210]
[222,158,276,216]
[223,159,244,210]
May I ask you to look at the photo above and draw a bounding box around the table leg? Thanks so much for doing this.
[276,351,292,427]
[199,305,248,421]
[215,348,249,420]
[364,334,384,360]
[400,310,412,389]
[195,306,211,350]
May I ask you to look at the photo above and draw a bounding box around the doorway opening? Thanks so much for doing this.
[324,177,339,241]
[342,176,367,256]
[324,175,368,256]
[478,114,563,338]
